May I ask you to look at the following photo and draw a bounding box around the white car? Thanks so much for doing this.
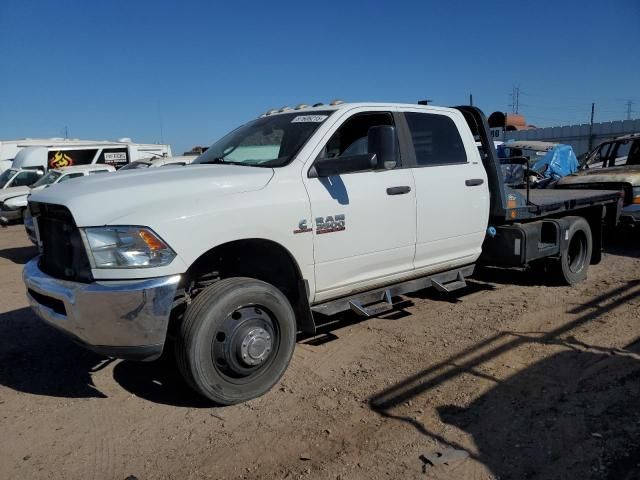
[1,164,114,226]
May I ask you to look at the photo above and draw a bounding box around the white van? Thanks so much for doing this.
[0,138,171,173]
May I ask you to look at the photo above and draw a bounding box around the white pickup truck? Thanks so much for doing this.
[23,102,621,404]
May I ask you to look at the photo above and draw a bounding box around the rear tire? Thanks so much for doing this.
[554,217,592,285]
[175,277,296,405]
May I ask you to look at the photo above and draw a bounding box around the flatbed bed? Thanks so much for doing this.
[511,188,622,218]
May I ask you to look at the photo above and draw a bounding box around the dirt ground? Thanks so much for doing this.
[1,224,639,480]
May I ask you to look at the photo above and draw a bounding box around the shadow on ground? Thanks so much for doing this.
[0,307,107,398]
[0,245,38,264]
[604,227,640,259]
[369,280,640,479]
[113,348,213,408]
[0,307,210,406]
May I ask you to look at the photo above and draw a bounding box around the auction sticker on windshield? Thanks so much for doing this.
[291,115,328,123]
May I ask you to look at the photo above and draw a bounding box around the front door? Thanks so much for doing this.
[303,110,416,300]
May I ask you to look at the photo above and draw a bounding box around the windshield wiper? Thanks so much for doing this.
[199,157,256,167]
[200,157,227,164]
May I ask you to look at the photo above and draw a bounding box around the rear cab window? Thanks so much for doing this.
[403,112,467,166]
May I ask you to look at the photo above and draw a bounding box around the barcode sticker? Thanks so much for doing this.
[291,115,328,123]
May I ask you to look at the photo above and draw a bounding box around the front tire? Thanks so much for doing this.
[175,277,296,405]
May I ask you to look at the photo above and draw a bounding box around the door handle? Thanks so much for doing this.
[386,186,411,195]
[465,178,484,186]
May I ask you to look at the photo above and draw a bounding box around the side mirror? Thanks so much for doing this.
[368,125,398,169]
[310,153,377,178]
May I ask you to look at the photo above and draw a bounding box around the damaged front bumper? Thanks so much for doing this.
[23,257,180,361]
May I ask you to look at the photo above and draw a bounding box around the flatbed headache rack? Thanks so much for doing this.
[453,106,622,225]
[455,105,621,269]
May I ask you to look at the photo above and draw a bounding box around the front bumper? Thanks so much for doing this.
[0,205,22,222]
[23,257,180,361]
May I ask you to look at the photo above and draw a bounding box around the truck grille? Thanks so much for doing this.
[30,202,93,283]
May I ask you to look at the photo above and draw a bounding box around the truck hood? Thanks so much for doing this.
[29,164,274,226]
[0,186,30,203]
[557,165,640,186]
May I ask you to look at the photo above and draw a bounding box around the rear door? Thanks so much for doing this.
[303,108,417,299]
[400,109,489,272]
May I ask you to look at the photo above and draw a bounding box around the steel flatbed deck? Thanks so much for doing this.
[511,188,622,218]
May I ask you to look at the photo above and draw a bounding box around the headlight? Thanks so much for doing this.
[82,226,176,269]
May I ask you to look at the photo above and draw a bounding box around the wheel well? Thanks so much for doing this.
[181,239,315,334]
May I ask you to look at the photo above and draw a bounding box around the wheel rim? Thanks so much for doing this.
[568,231,587,273]
[211,305,279,383]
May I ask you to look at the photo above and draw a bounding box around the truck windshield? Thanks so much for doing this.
[195,111,333,167]
[0,168,17,188]
[32,170,62,188]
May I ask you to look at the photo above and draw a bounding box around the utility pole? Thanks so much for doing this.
[509,86,520,114]
[588,102,595,151]
[469,94,473,106]
[626,100,634,120]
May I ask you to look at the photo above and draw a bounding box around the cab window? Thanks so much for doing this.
[404,112,467,166]
[319,112,394,159]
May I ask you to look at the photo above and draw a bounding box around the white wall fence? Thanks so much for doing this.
[504,119,640,156]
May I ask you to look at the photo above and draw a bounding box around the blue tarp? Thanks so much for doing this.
[531,144,579,179]
[497,142,579,184]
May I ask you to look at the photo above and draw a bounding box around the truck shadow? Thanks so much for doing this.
[112,348,213,408]
[0,245,38,264]
[0,307,108,398]
[368,280,640,479]
[605,227,640,259]
[0,307,210,406]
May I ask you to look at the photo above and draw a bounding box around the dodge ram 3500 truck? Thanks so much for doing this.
[23,103,621,404]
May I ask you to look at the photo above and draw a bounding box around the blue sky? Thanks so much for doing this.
[0,0,638,154]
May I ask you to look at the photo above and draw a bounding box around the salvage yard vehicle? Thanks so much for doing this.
[0,164,115,228]
[8,138,171,172]
[0,167,43,195]
[556,133,640,225]
[23,102,621,405]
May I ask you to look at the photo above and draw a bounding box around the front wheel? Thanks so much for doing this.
[175,277,296,405]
